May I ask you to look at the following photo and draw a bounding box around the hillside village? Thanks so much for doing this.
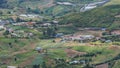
[0,0,120,68]
[1,17,120,41]
[0,13,120,68]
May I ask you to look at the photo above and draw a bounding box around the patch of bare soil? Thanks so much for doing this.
[11,42,37,56]
[11,50,27,56]
[95,63,108,68]
[65,49,86,58]
[39,0,55,9]
[108,45,120,50]
[1,58,11,65]
[18,55,36,68]
[9,42,37,67]
[75,30,104,37]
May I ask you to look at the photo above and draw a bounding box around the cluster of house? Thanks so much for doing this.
[56,2,74,6]
[61,34,95,43]
[12,22,36,26]
[0,20,10,30]
[5,27,34,38]
[11,31,33,38]
[32,20,59,28]
[57,28,120,43]
[12,20,59,28]
[19,14,43,19]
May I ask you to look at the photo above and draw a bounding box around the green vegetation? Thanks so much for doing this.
[105,0,120,5]
[1,0,120,68]
[55,0,103,3]
[113,60,120,68]
[44,5,71,16]
[59,0,120,29]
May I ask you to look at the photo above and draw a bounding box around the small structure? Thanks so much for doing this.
[69,60,80,65]
[19,14,41,18]
[35,47,43,53]
[56,2,73,6]
[7,66,17,68]
[6,28,14,33]
[105,40,112,43]
[0,20,9,25]
[41,23,51,27]
[52,20,59,26]
[53,20,59,24]
[0,25,5,30]
[55,33,64,38]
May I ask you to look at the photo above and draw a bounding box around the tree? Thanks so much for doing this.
[7,11,11,14]
[42,27,57,38]
[46,27,56,37]
[8,42,12,48]
[3,30,9,35]
[16,17,22,22]
[33,65,40,68]
[0,11,3,15]
[42,62,47,68]
[32,8,40,14]
[27,7,32,13]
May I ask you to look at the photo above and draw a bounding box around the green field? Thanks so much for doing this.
[0,0,120,68]
[0,35,120,68]
[105,0,120,5]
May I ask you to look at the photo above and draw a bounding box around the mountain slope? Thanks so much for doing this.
[0,0,54,9]
[105,0,120,5]
[59,0,120,29]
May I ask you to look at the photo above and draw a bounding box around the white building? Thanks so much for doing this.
[57,2,73,6]
[62,35,95,41]
[19,14,40,18]
[0,25,5,30]
[7,66,17,68]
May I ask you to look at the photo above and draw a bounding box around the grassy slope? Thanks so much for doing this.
[6,0,54,9]
[105,0,120,5]
[59,0,120,29]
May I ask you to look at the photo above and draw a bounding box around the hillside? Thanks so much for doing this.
[0,0,54,9]
[0,0,106,16]
[59,0,120,29]
[1,0,120,68]
[105,0,120,5]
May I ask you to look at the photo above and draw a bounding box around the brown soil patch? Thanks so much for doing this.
[108,45,120,50]
[38,0,55,9]
[75,30,104,37]
[11,42,37,67]
[95,63,108,68]
[65,49,86,58]
[18,55,36,68]
[1,58,11,65]
[11,50,27,56]
[11,41,37,56]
